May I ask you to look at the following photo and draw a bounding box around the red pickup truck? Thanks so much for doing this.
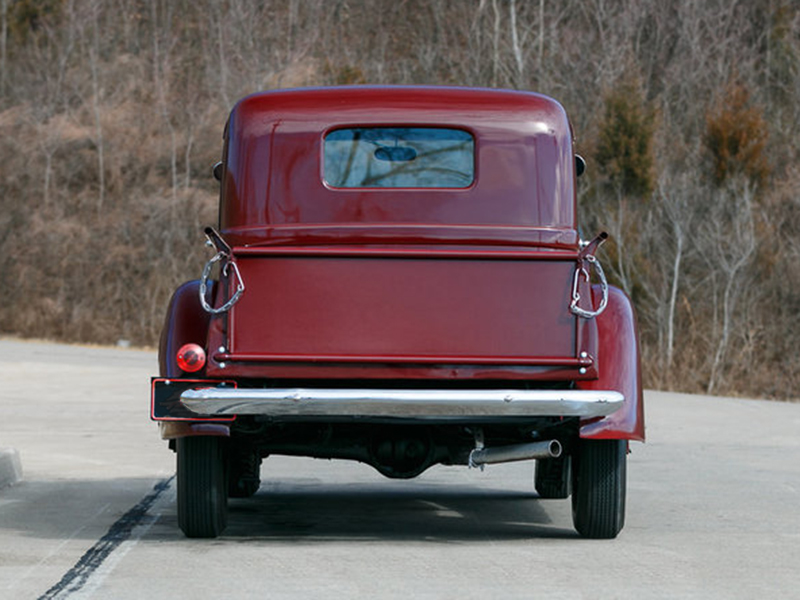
[151,86,644,539]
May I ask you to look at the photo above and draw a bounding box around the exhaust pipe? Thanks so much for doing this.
[469,439,562,468]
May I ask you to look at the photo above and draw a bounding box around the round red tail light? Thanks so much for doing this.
[176,343,206,373]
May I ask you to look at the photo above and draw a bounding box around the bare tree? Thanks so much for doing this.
[702,179,757,394]
[150,0,179,201]
[0,0,7,100]
[87,1,105,209]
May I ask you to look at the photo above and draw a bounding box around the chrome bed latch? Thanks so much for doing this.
[199,227,245,315]
[570,232,609,319]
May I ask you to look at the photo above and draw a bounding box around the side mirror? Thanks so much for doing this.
[575,155,586,178]
[212,161,223,181]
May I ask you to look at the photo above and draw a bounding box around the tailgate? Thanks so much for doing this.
[222,248,577,366]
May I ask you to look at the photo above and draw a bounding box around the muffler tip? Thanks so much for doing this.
[547,439,563,458]
[469,438,563,467]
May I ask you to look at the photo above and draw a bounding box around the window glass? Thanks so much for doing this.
[324,127,474,188]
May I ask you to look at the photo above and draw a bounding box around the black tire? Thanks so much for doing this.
[571,439,626,539]
[228,445,262,498]
[534,455,571,499]
[177,436,228,538]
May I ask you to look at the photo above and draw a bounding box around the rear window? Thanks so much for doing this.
[324,127,474,188]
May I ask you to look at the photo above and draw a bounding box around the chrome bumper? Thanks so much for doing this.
[180,388,624,419]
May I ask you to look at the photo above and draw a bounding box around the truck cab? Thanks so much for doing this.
[151,86,644,539]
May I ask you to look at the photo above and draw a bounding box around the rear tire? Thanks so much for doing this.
[571,439,626,539]
[228,445,262,498]
[534,455,571,499]
[177,436,228,538]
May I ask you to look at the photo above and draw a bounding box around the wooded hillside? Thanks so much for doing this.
[1,0,799,399]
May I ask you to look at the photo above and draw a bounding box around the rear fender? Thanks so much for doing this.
[578,285,645,441]
[159,280,214,378]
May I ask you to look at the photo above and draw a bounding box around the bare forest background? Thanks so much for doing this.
[1,0,799,399]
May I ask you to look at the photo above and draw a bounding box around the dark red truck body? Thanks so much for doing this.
[152,86,644,539]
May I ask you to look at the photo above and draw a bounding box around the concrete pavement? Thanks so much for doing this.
[1,338,799,599]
